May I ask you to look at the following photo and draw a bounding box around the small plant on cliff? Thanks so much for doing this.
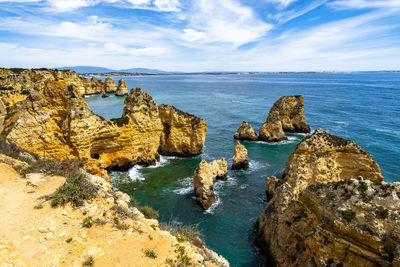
[145,249,157,259]
[82,217,93,228]
[165,245,192,267]
[140,205,159,219]
[341,209,356,222]
[67,85,76,98]
[83,255,94,266]
[113,216,120,225]
[21,89,30,95]
[358,181,368,192]
[376,206,389,220]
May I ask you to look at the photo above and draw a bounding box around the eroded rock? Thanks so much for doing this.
[258,111,287,142]
[104,77,117,93]
[115,79,128,96]
[231,140,249,170]
[233,121,257,141]
[193,159,228,210]
[255,129,389,267]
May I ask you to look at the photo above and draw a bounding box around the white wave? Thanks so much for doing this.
[375,128,399,136]
[173,177,193,195]
[147,155,170,168]
[204,192,222,214]
[255,137,297,145]
[239,184,248,190]
[128,165,145,182]
[248,160,268,171]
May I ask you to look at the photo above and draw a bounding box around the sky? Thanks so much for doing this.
[0,0,399,71]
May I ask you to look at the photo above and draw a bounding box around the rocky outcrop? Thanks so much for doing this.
[231,141,249,170]
[158,104,207,156]
[193,159,228,210]
[258,111,287,142]
[104,77,117,93]
[255,129,390,266]
[1,70,207,179]
[269,95,310,133]
[258,95,310,142]
[233,121,257,141]
[116,79,128,96]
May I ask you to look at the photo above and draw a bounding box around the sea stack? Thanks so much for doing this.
[231,141,249,170]
[258,111,287,142]
[233,121,258,141]
[115,79,128,96]
[193,159,228,210]
[255,129,390,266]
[104,77,117,92]
[158,104,207,156]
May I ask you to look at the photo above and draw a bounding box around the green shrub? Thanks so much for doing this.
[82,217,93,228]
[341,209,356,222]
[140,206,159,219]
[159,222,202,246]
[66,237,73,243]
[376,206,389,220]
[21,90,30,95]
[358,181,368,192]
[10,68,24,74]
[67,85,76,98]
[83,255,94,266]
[166,245,191,266]
[110,116,129,127]
[145,249,157,259]
[128,197,137,207]
[113,216,120,225]
[0,86,13,90]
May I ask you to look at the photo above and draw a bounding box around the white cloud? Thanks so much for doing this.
[269,0,328,24]
[180,0,272,48]
[331,0,400,9]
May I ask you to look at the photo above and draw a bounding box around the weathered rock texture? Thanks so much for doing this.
[255,129,393,267]
[231,141,249,170]
[233,121,258,141]
[104,77,117,93]
[116,79,128,96]
[1,69,207,179]
[193,159,228,210]
[258,95,310,142]
[258,111,287,142]
[158,104,207,156]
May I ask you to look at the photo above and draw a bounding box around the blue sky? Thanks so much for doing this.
[0,0,399,71]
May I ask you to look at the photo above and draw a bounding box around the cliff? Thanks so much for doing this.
[255,129,396,267]
[258,95,310,142]
[1,69,207,179]
[158,104,207,156]
[0,158,229,266]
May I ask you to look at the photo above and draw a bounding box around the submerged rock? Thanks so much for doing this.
[233,121,258,141]
[101,90,108,98]
[255,129,389,266]
[193,159,228,210]
[158,104,207,156]
[258,111,287,142]
[104,77,117,93]
[115,79,128,96]
[231,140,249,170]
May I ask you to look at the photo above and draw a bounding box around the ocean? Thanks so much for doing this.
[85,72,400,266]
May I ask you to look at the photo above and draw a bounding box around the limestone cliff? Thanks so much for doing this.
[116,79,128,96]
[193,159,228,210]
[231,140,249,170]
[1,69,207,179]
[158,104,207,156]
[233,121,258,141]
[104,77,117,93]
[258,111,287,142]
[268,95,310,133]
[255,129,392,267]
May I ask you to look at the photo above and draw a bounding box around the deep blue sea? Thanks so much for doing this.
[85,73,400,266]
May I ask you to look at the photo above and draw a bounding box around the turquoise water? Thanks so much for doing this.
[85,73,400,266]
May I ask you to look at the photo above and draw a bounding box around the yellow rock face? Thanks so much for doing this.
[255,129,391,267]
[2,70,207,180]
[158,104,207,156]
[233,121,258,141]
[231,140,249,170]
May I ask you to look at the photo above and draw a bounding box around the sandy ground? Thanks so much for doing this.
[0,163,216,266]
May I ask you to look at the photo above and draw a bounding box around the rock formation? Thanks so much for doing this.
[193,159,228,210]
[231,140,249,170]
[1,69,207,179]
[258,95,310,142]
[116,79,128,96]
[258,111,287,142]
[233,121,257,141]
[104,77,117,93]
[158,104,207,156]
[255,129,394,267]
[269,95,310,133]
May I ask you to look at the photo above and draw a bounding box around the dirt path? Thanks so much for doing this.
[0,163,222,266]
